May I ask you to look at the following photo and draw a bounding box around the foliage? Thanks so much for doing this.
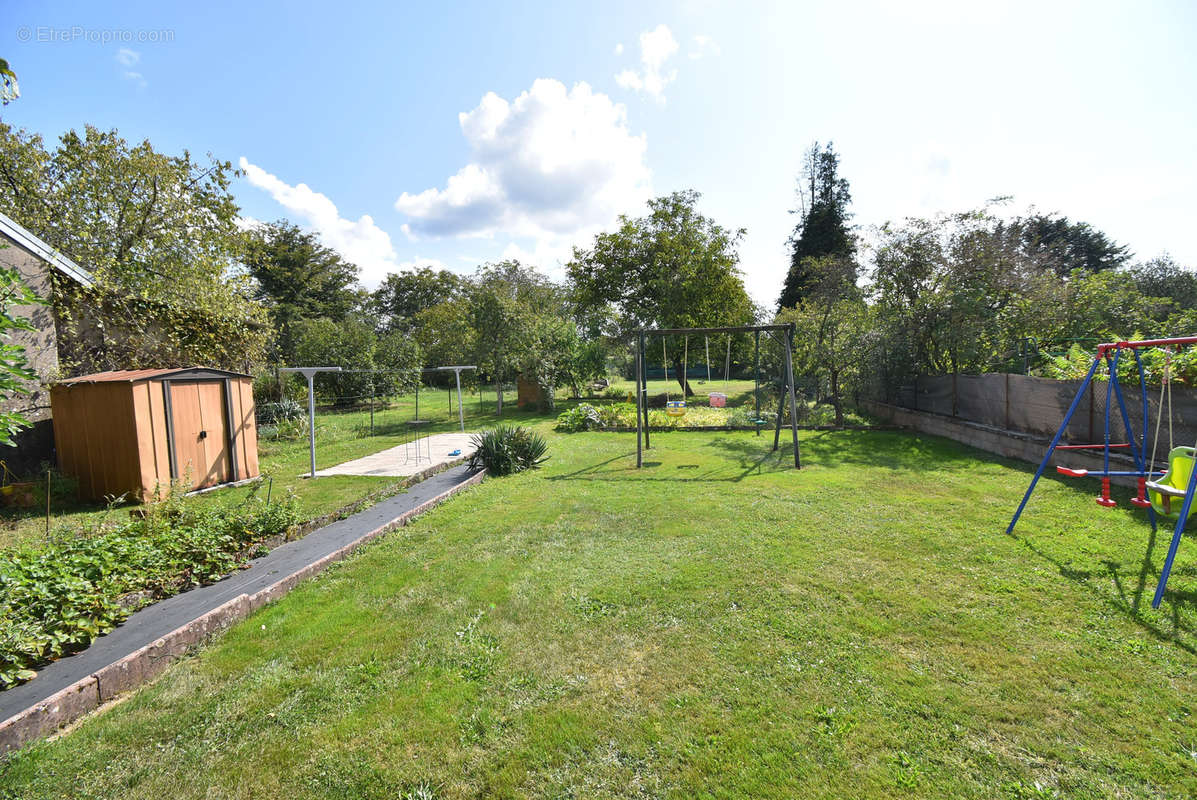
[467,425,549,476]
[371,266,467,333]
[555,403,604,432]
[1041,341,1197,387]
[0,123,270,373]
[782,268,873,426]
[257,415,310,442]
[257,398,304,425]
[470,261,564,413]
[412,299,476,377]
[569,191,753,337]
[564,338,609,398]
[241,220,363,363]
[568,190,754,394]
[603,385,632,401]
[998,212,1132,275]
[1129,255,1197,309]
[372,331,423,396]
[0,264,45,446]
[519,315,582,411]
[288,316,377,404]
[0,492,300,688]
[0,57,18,105]
[779,142,856,308]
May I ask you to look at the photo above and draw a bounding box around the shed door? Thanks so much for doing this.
[169,381,231,490]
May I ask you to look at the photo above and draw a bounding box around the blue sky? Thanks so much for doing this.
[4,0,1196,304]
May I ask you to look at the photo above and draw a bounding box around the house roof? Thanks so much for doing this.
[56,367,252,385]
[0,210,93,287]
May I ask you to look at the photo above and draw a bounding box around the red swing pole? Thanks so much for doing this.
[1097,336,1197,356]
[1096,349,1119,507]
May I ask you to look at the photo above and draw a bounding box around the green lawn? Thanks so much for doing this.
[3,427,1196,798]
[0,385,526,550]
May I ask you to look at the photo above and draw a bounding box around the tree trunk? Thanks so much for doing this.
[495,377,503,416]
[670,356,694,397]
[829,368,844,427]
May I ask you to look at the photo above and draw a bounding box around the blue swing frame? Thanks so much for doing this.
[1007,342,1195,609]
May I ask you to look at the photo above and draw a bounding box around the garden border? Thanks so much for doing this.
[0,464,487,756]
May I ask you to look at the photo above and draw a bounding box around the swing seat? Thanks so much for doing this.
[1146,447,1197,517]
[708,392,726,408]
[665,400,687,417]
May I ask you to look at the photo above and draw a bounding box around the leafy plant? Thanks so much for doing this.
[258,398,305,425]
[0,263,45,446]
[0,493,301,688]
[468,425,548,476]
[555,403,603,432]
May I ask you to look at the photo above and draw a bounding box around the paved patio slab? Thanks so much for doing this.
[313,432,476,477]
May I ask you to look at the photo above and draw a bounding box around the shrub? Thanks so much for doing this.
[603,385,632,401]
[468,425,549,476]
[555,403,603,432]
[258,398,304,425]
[258,415,310,442]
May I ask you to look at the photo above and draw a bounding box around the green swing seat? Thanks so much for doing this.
[1146,446,1197,517]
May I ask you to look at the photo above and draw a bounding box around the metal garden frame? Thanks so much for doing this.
[1006,335,1197,608]
[634,323,802,469]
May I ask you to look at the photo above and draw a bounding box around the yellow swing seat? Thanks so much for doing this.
[1146,446,1197,517]
[665,400,687,418]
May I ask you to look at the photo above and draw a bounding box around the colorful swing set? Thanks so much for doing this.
[1008,336,1197,609]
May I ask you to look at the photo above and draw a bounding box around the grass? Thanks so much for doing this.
[0,385,526,551]
[2,425,1196,797]
[0,381,864,551]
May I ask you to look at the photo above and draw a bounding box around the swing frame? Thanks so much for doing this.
[633,323,802,469]
[1007,335,1197,609]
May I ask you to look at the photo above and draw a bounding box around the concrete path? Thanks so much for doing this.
[313,431,476,478]
[0,463,484,753]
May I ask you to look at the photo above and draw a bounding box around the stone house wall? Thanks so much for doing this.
[0,232,60,424]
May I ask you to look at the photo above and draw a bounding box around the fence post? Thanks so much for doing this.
[1088,379,1095,443]
[1004,372,1010,430]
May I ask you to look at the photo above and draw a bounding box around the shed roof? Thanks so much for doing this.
[56,367,252,386]
[0,210,94,287]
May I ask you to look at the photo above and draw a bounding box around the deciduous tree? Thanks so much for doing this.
[0,123,269,372]
[371,266,466,333]
[242,220,362,362]
[568,190,753,395]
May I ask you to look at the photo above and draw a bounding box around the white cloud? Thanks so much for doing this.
[614,43,624,56]
[394,78,651,268]
[115,49,147,88]
[394,256,451,273]
[239,157,401,286]
[234,215,262,232]
[615,24,679,100]
[689,34,720,60]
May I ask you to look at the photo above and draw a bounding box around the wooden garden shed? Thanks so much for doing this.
[50,368,259,502]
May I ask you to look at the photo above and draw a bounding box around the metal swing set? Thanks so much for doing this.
[634,323,802,469]
[1007,335,1197,609]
